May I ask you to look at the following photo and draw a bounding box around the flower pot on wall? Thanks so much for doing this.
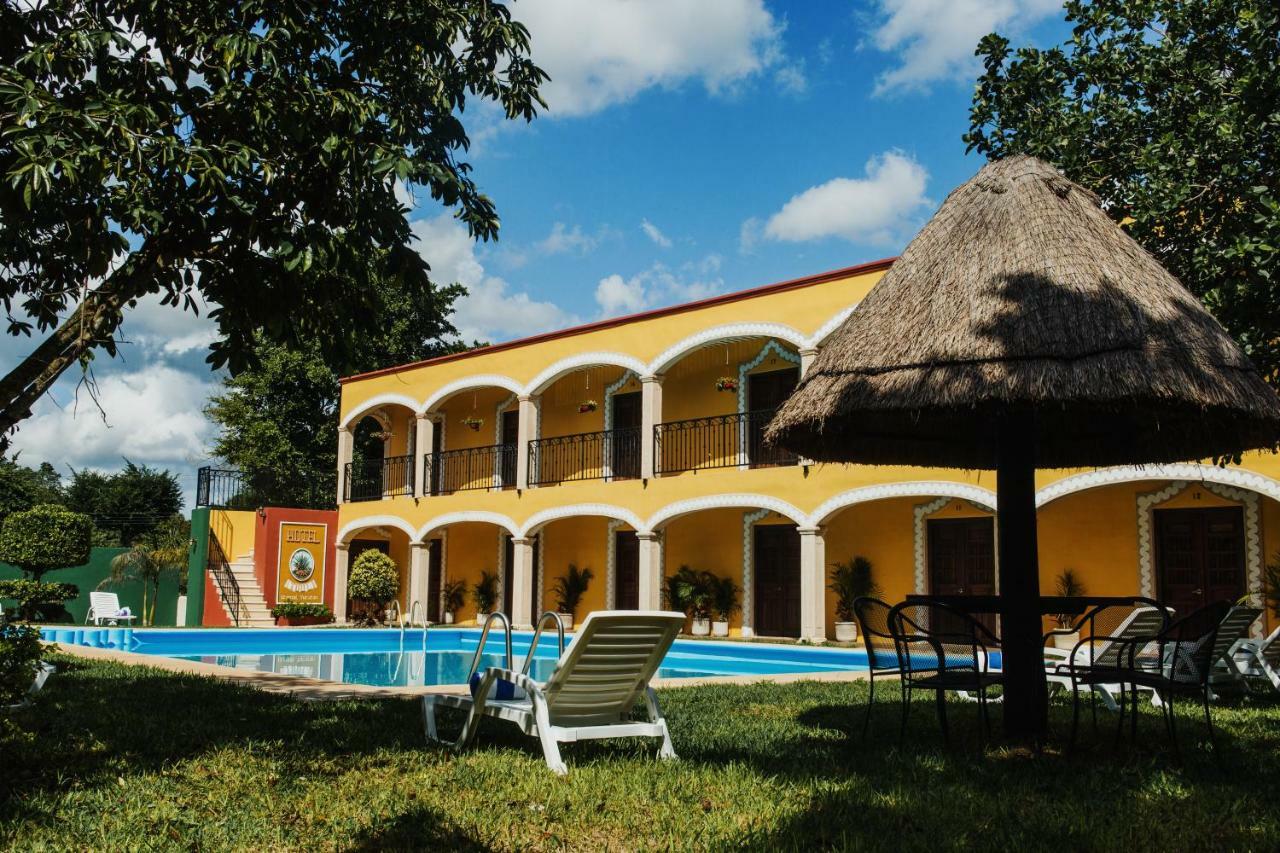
[711,620,729,637]
[1053,630,1081,651]
[557,613,574,631]
[691,617,711,636]
[475,612,488,626]
[443,612,455,625]
[834,622,858,643]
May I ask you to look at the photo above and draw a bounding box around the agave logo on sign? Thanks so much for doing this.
[289,548,316,583]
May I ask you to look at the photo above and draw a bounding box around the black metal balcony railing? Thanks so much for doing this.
[344,454,415,502]
[528,427,641,486]
[196,467,253,509]
[425,444,516,495]
[653,408,798,475]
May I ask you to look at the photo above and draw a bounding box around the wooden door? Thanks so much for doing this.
[611,391,642,480]
[754,524,801,637]
[1155,507,1245,617]
[426,539,442,623]
[747,368,799,466]
[428,420,442,495]
[500,409,519,488]
[615,530,640,609]
[927,517,996,634]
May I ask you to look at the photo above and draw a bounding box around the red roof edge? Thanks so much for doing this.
[339,257,896,385]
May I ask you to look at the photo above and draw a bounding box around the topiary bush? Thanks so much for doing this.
[0,504,93,581]
[347,549,399,620]
[0,579,79,623]
[0,622,46,706]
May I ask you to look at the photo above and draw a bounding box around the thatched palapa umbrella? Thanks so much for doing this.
[767,155,1280,740]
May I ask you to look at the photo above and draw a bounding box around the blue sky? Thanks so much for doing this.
[5,0,1070,504]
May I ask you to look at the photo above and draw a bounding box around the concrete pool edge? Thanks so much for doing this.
[51,642,870,702]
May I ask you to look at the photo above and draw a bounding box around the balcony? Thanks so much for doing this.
[653,408,798,475]
[528,426,641,486]
[426,443,517,495]
[344,455,415,502]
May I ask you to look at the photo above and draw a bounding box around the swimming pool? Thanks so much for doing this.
[41,626,872,688]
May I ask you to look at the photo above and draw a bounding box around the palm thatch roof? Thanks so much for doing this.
[767,155,1280,469]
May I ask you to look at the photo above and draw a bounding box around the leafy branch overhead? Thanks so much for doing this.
[0,0,547,446]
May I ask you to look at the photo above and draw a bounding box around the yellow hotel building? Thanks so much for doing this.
[334,258,1280,641]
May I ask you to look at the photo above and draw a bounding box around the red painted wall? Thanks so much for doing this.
[202,572,232,627]
[252,507,339,611]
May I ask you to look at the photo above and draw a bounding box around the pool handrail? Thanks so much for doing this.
[465,612,513,683]
[521,611,567,676]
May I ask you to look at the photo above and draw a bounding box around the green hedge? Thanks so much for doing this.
[0,547,181,625]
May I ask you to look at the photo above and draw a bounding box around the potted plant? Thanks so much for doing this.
[705,573,739,638]
[271,602,333,627]
[663,566,711,635]
[472,570,498,624]
[1051,568,1087,649]
[441,580,467,624]
[553,564,594,630]
[578,399,598,413]
[828,556,881,642]
[347,549,400,625]
[461,416,484,431]
[715,376,738,392]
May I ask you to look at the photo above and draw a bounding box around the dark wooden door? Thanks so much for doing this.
[754,524,801,637]
[611,391,642,480]
[747,368,799,466]
[615,531,640,609]
[1155,507,1245,617]
[927,517,997,634]
[502,534,539,619]
[428,420,442,495]
[500,409,519,488]
[426,539,442,622]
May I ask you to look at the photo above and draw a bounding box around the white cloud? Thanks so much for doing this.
[411,214,577,342]
[640,219,672,248]
[758,150,932,246]
[119,291,219,356]
[537,222,600,256]
[868,0,1062,96]
[594,257,726,318]
[514,0,789,116]
[774,62,808,95]
[595,274,650,316]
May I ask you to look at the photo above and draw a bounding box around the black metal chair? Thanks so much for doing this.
[887,601,1003,744]
[852,597,903,739]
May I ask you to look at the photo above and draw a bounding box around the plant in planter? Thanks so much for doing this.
[270,602,334,626]
[441,580,467,624]
[461,416,484,431]
[714,376,738,392]
[663,566,711,635]
[1051,568,1087,649]
[578,399,598,413]
[347,549,400,625]
[828,556,881,642]
[472,570,498,624]
[553,564,594,629]
[705,573,739,637]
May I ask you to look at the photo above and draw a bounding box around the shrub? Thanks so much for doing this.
[0,579,79,622]
[0,504,93,581]
[1053,568,1088,628]
[347,550,399,605]
[663,566,711,621]
[441,580,467,615]
[0,622,46,706]
[553,564,594,619]
[270,602,333,621]
[705,573,740,622]
[472,571,498,614]
[828,557,881,623]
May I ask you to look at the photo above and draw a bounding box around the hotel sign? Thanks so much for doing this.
[276,522,328,604]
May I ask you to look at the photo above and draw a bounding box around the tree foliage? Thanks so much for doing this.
[0,504,92,580]
[0,579,79,622]
[965,0,1280,380]
[64,461,182,545]
[347,549,399,605]
[0,0,546,448]
[103,518,188,626]
[0,457,62,524]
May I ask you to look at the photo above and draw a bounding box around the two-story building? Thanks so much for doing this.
[333,258,1280,642]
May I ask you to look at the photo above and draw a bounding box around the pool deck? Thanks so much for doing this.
[55,642,870,702]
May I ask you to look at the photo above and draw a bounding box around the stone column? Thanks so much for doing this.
[640,375,664,479]
[515,395,537,490]
[637,531,663,610]
[799,346,819,377]
[413,415,434,498]
[408,542,430,622]
[798,526,827,643]
[336,427,353,505]
[510,536,535,629]
[333,543,350,623]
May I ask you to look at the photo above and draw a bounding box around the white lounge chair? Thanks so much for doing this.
[1226,624,1280,692]
[86,591,137,626]
[1203,604,1263,694]
[423,610,684,775]
[1045,605,1168,711]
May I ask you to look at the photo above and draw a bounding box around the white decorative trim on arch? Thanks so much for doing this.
[339,394,420,429]
[736,340,802,414]
[646,322,808,376]
[415,511,519,542]
[519,504,645,538]
[336,515,417,544]
[912,497,950,595]
[1036,464,1280,508]
[646,493,807,531]
[740,509,770,637]
[524,352,648,396]
[808,302,859,347]
[605,519,625,609]
[418,374,523,415]
[810,481,999,527]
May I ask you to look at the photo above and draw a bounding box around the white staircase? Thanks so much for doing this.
[210,550,275,628]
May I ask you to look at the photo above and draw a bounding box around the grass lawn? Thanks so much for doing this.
[2,656,1278,851]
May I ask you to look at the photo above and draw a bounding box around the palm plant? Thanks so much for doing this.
[103,521,188,626]
[827,556,880,623]
[663,566,710,621]
[1263,553,1280,619]
[705,573,740,622]
[441,580,467,617]
[553,564,595,620]
[1053,567,1087,629]
[472,571,498,615]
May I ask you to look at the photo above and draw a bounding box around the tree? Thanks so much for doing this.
[965,0,1280,380]
[0,504,92,581]
[347,549,399,623]
[0,0,546,449]
[102,515,188,626]
[0,457,62,524]
[65,461,182,545]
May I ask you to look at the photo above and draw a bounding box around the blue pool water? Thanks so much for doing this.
[41,626,872,688]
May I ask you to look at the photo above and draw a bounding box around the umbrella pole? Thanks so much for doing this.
[996,420,1049,743]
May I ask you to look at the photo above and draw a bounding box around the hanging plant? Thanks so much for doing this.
[369,429,394,441]
[715,376,738,392]
[578,399,598,414]
[461,416,484,431]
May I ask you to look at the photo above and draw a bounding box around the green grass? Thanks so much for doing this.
[2,657,1279,851]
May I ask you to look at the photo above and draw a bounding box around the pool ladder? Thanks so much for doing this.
[463,611,567,683]
[393,601,428,683]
